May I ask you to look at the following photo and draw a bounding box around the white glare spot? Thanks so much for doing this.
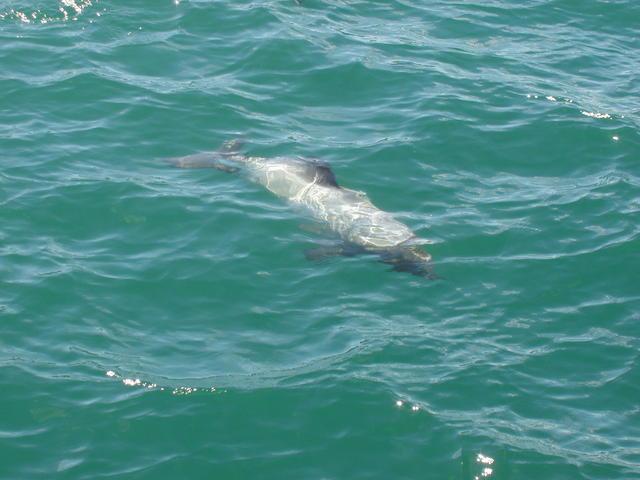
[396,400,404,407]
[612,136,620,141]
[122,378,141,386]
[172,386,197,395]
[105,370,116,377]
[581,111,611,119]
[411,405,419,411]
[477,454,494,465]
[546,95,557,102]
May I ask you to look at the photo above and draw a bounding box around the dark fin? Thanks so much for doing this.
[302,158,340,188]
[315,165,339,188]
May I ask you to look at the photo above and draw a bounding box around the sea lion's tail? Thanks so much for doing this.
[165,138,246,172]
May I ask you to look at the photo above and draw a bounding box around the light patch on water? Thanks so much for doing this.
[526,93,619,122]
[477,453,494,465]
[0,0,96,23]
[56,458,82,472]
[581,111,612,119]
[393,399,420,411]
[122,378,143,387]
[475,454,495,479]
[105,370,220,394]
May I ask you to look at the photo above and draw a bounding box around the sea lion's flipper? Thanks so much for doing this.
[304,245,351,261]
[381,246,438,280]
[298,222,334,238]
[388,263,441,280]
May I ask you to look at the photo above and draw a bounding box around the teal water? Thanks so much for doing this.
[2,0,639,478]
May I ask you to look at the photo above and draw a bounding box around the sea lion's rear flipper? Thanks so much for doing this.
[166,139,246,172]
[215,138,246,155]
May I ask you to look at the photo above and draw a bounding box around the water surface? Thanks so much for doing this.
[1,1,639,478]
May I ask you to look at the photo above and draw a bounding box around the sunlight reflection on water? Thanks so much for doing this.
[0,0,96,23]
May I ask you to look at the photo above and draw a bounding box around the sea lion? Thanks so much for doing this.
[168,139,435,278]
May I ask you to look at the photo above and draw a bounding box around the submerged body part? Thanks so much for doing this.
[168,140,435,279]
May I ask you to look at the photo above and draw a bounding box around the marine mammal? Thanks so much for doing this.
[168,139,435,279]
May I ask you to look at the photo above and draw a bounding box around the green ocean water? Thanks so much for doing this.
[1,0,639,478]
